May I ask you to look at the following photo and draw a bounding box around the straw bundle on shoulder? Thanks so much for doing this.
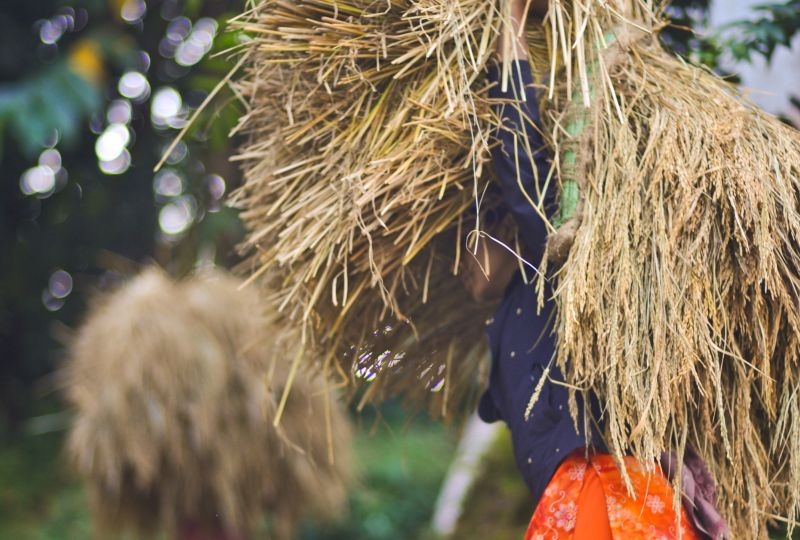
[230,0,558,418]
[64,268,352,539]
[539,17,800,538]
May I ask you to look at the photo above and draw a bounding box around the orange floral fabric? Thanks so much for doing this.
[525,452,700,540]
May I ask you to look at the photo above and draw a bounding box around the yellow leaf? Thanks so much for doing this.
[67,39,105,85]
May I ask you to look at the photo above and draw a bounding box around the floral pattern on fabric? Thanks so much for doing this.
[525,452,699,540]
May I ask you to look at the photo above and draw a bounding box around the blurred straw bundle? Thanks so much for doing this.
[64,268,352,539]
[230,0,800,534]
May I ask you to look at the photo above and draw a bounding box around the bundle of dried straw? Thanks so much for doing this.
[544,25,800,537]
[64,268,352,539]
[231,0,556,419]
[230,0,800,534]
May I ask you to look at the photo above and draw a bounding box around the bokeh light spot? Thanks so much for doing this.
[193,18,218,41]
[138,51,152,72]
[39,148,62,171]
[164,141,188,164]
[175,40,205,67]
[118,71,151,102]
[151,87,183,128]
[207,174,226,201]
[95,124,130,162]
[49,269,73,299]
[38,10,75,46]
[42,289,65,312]
[174,18,217,66]
[99,149,132,175]
[153,169,184,198]
[20,166,56,196]
[166,17,191,42]
[39,20,63,45]
[107,99,133,124]
[158,195,196,235]
[120,0,147,24]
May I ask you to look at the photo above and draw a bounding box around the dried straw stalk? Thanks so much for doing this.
[64,268,353,539]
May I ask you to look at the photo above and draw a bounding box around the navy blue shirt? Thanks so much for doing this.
[478,61,603,506]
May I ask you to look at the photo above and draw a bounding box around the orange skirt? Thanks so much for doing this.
[525,452,700,540]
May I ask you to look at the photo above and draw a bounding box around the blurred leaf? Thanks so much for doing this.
[0,63,102,158]
[717,0,800,65]
[6,89,54,157]
[660,1,721,68]
[60,69,103,116]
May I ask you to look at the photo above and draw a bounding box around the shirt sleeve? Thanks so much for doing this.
[487,60,556,264]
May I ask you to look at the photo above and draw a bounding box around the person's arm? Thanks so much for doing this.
[489,0,554,264]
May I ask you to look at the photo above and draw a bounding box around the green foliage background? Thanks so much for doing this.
[0,0,244,433]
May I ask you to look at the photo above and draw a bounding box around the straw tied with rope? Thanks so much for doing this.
[231,0,800,537]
